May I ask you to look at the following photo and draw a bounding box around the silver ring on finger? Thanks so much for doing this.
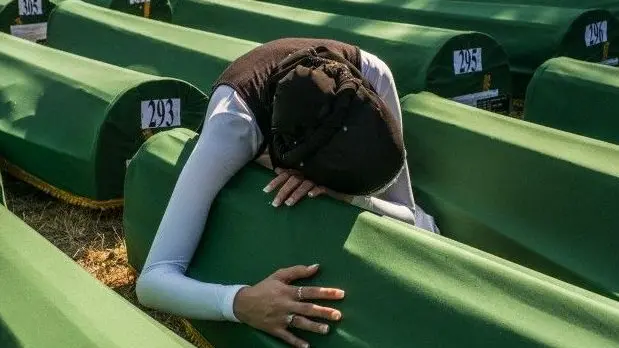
[286,313,296,327]
[297,286,304,301]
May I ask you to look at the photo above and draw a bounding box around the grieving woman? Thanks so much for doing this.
[137,38,439,348]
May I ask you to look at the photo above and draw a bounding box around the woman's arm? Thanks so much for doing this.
[136,87,347,344]
[136,87,260,321]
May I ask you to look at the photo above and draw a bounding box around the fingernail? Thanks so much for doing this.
[302,343,310,348]
[320,325,329,334]
[285,198,294,206]
[332,311,342,320]
[308,192,315,198]
[309,264,319,270]
[272,199,281,207]
[263,185,271,193]
[336,290,345,298]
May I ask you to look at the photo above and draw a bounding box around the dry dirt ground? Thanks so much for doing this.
[2,173,196,345]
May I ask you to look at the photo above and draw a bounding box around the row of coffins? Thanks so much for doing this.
[50,0,513,110]
[1,0,619,346]
[210,0,619,98]
[2,0,619,205]
[4,0,619,99]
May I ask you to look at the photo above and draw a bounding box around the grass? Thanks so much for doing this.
[2,173,196,345]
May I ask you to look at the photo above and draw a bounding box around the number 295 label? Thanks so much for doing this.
[18,0,43,16]
[141,98,181,130]
[585,21,608,47]
[453,48,483,75]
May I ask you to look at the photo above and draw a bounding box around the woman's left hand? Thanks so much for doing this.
[263,168,353,207]
[264,168,320,207]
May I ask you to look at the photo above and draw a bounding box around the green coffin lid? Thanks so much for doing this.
[257,0,619,97]
[0,0,54,43]
[170,0,512,112]
[123,128,619,348]
[0,33,208,207]
[525,57,619,144]
[422,0,619,18]
[47,0,258,92]
[0,205,195,348]
[52,0,171,21]
[402,92,619,301]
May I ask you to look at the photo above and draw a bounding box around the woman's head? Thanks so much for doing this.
[270,58,404,195]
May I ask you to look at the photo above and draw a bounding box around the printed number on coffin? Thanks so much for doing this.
[453,48,483,75]
[141,99,181,129]
[585,21,608,47]
[18,0,43,16]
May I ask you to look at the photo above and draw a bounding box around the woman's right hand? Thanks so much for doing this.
[232,264,345,348]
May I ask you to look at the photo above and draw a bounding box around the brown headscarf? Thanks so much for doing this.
[268,47,404,195]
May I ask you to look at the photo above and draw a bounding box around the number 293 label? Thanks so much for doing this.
[453,48,483,75]
[140,98,181,130]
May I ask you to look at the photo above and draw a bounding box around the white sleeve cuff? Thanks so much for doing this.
[351,195,373,211]
[220,284,250,323]
[351,195,416,226]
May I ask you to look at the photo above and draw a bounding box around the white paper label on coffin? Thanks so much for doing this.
[585,21,608,47]
[18,0,43,15]
[141,99,182,130]
[129,0,148,4]
[601,57,619,66]
[453,48,483,75]
[10,23,47,42]
[452,89,499,106]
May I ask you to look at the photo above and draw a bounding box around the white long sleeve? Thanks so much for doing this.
[136,87,260,322]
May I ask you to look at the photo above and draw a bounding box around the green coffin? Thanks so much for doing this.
[52,0,172,21]
[0,0,54,43]
[47,0,258,92]
[170,0,512,112]
[524,57,619,144]
[402,92,619,301]
[0,205,195,348]
[123,128,619,348]
[0,33,208,207]
[258,0,619,97]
